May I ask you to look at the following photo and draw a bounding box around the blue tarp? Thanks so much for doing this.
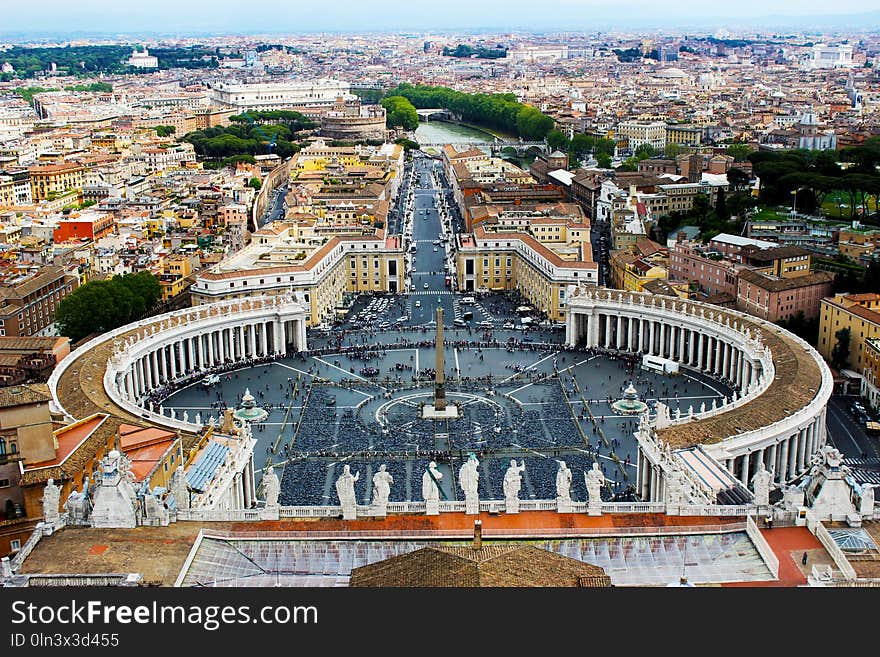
[186,441,230,493]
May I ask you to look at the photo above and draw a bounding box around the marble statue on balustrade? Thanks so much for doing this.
[751,463,774,507]
[141,485,170,526]
[335,465,359,520]
[503,459,525,514]
[459,453,480,515]
[859,484,875,517]
[42,478,61,525]
[664,469,688,513]
[170,465,190,510]
[64,478,91,524]
[585,462,605,515]
[371,464,394,516]
[556,461,573,513]
[422,461,442,515]
[262,465,281,509]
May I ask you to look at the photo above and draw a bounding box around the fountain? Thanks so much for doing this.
[232,388,269,424]
[611,382,649,415]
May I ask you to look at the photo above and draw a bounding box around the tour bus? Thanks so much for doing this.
[641,355,679,375]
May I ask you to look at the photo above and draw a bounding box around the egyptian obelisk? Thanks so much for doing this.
[434,306,446,411]
[422,305,458,419]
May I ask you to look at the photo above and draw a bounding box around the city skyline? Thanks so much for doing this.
[3,0,880,38]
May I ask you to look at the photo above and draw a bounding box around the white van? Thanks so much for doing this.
[460,296,476,305]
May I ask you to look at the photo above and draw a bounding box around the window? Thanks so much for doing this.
[0,478,9,487]
[10,539,20,552]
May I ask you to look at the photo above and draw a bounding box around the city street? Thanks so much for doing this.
[259,182,288,228]
[826,395,880,483]
[407,156,459,326]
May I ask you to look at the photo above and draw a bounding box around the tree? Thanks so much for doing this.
[248,177,262,190]
[692,193,711,226]
[381,96,419,131]
[715,188,729,221]
[634,143,656,160]
[154,125,176,137]
[547,129,570,152]
[727,143,753,162]
[831,327,852,370]
[596,153,612,169]
[56,272,161,342]
[394,137,420,151]
[664,143,683,159]
[727,167,750,192]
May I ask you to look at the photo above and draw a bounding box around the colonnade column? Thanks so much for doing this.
[779,439,790,482]
[788,434,799,478]
[649,321,656,356]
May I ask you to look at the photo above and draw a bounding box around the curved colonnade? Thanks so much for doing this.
[565,288,833,497]
[49,295,308,435]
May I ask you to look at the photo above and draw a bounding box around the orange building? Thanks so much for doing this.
[52,212,116,243]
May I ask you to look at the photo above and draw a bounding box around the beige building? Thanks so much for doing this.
[818,293,880,371]
[29,163,84,202]
[455,212,597,321]
[191,221,404,326]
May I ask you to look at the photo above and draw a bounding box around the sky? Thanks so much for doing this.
[2,0,880,37]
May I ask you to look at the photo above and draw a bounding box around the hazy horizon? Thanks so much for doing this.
[2,0,880,39]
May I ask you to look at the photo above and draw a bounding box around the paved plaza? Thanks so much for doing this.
[162,157,731,507]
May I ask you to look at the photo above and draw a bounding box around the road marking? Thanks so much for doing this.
[311,356,387,389]
[827,403,862,454]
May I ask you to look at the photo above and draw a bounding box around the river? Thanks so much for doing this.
[414,120,494,151]
[414,120,533,167]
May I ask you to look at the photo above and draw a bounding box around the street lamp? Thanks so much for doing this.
[790,186,809,215]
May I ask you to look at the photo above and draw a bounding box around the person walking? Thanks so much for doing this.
[801,552,808,566]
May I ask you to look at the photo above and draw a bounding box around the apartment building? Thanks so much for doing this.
[455,221,597,322]
[29,163,85,202]
[818,293,880,371]
[617,121,667,151]
[736,269,834,322]
[52,211,117,243]
[863,338,880,412]
[0,267,79,338]
[191,221,404,325]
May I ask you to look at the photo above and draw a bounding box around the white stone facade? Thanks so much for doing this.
[565,288,833,496]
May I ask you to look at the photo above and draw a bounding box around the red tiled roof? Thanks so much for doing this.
[27,414,109,470]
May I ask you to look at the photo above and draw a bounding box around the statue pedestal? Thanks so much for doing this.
[422,404,459,420]
[261,507,280,521]
[556,497,572,514]
[371,504,388,518]
[465,498,479,515]
[587,502,602,517]
[505,498,519,514]
[425,499,440,516]
[341,504,357,521]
